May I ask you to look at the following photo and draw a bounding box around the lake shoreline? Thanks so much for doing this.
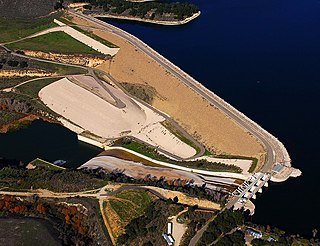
[91,11,201,26]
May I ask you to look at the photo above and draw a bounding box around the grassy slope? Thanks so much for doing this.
[58,16,118,48]
[109,190,153,222]
[7,31,102,55]
[105,190,154,238]
[0,14,60,43]
[31,60,87,75]
[118,140,242,173]
[15,77,62,99]
[72,26,118,48]
[30,158,65,171]
[0,77,36,90]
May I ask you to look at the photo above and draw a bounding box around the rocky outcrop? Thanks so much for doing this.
[23,50,107,67]
[0,69,56,78]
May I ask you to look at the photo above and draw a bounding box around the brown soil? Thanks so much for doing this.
[70,15,266,165]
[23,50,106,68]
[104,200,125,239]
[0,114,38,133]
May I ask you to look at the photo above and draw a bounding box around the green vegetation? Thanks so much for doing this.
[76,0,199,21]
[7,31,103,55]
[0,91,59,126]
[121,82,156,104]
[204,148,213,156]
[0,77,36,90]
[15,77,61,99]
[251,232,318,245]
[248,158,258,173]
[215,231,246,246]
[117,199,184,245]
[72,26,118,48]
[0,165,107,192]
[86,168,227,205]
[115,138,242,173]
[57,16,118,48]
[113,190,153,221]
[0,13,60,43]
[180,208,215,246]
[198,209,245,245]
[105,190,154,239]
[0,53,86,77]
[102,149,164,168]
[0,111,24,126]
[30,158,65,171]
[161,120,201,154]
[216,154,258,173]
[0,195,108,245]
[6,119,32,132]
[57,16,75,26]
[31,60,87,75]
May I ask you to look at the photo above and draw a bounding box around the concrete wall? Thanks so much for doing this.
[77,134,105,149]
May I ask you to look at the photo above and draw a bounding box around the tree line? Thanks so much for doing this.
[73,0,199,21]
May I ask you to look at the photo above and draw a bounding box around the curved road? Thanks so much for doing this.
[0,13,293,246]
[0,46,204,161]
[68,10,291,173]
[64,11,294,246]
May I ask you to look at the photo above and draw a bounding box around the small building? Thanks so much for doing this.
[162,233,175,246]
[267,236,276,242]
[247,229,262,239]
[168,222,173,235]
[272,163,285,174]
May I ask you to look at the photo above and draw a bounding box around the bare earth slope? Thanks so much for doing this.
[0,0,55,17]
[70,14,266,163]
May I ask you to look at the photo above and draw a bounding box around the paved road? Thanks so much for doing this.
[0,47,204,161]
[2,14,292,244]
[68,10,291,173]
[65,10,292,246]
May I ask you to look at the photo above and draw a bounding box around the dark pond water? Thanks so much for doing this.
[101,0,320,237]
[0,120,101,168]
[0,217,61,246]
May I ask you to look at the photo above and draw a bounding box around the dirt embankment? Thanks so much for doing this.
[68,15,266,164]
[0,69,56,78]
[0,97,59,133]
[0,114,39,133]
[23,50,107,67]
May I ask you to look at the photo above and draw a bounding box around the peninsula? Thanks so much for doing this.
[71,0,200,25]
[0,1,303,245]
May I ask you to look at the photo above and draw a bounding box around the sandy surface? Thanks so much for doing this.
[168,209,188,246]
[101,146,249,180]
[196,156,253,175]
[80,155,205,185]
[69,15,266,163]
[39,76,196,158]
[143,186,220,210]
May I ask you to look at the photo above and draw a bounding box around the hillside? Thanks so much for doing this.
[0,0,56,17]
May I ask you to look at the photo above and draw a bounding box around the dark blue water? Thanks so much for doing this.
[0,120,101,168]
[102,0,320,237]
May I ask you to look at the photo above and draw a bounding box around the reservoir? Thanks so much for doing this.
[0,120,101,168]
[102,0,320,237]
